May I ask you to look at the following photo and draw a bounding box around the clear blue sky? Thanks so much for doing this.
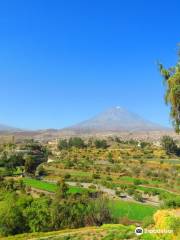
[0,0,180,130]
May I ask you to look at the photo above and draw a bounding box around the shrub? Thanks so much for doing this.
[94,140,108,149]
[161,135,178,155]
[134,192,143,202]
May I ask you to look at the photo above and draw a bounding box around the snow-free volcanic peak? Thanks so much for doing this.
[68,106,167,133]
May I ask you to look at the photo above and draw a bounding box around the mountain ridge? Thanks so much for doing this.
[0,123,20,132]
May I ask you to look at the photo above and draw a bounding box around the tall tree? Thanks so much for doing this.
[159,45,180,133]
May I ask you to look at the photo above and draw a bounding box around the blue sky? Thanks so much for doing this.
[0,0,180,130]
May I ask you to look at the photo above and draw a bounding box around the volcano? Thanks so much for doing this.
[68,106,167,133]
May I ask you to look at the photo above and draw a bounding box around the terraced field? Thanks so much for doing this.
[23,178,88,194]
[23,177,158,222]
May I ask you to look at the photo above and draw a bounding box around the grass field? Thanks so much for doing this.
[23,178,87,194]
[109,200,158,221]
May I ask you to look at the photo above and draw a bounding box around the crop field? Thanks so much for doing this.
[109,200,158,221]
[23,178,87,194]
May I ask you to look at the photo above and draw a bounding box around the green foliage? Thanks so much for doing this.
[94,139,108,149]
[159,48,180,133]
[133,179,143,185]
[126,186,136,195]
[58,138,85,150]
[69,137,85,148]
[133,191,143,202]
[0,184,113,237]
[85,198,113,226]
[0,140,48,176]
[0,152,24,175]
[35,165,47,177]
[0,193,31,236]
[164,196,180,208]
[58,139,69,150]
[0,178,26,192]
[140,141,150,148]
[161,135,178,155]
[24,156,37,174]
[107,152,114,163]
[23,142,48,175]
[55,179,69,199]
[24,197,52,232]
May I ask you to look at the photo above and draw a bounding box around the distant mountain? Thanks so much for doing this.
[67,106,168,133]
[0,123,20,132]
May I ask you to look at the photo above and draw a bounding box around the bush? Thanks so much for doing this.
[133,179,143,185]
[164,196,180,208]
[94,140,108,149]
[93,173,101,179]
[64,173,71,179]
[58,139,68,150]
[126,187,135,196]
[69,137,86,148]
[36,165,47,177]
[161,136,178,155]
[134,192,143,202]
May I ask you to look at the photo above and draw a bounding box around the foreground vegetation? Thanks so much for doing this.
[2,209,180,240]
[0,136,180,239]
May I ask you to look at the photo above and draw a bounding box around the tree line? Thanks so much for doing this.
[58,137,108,150]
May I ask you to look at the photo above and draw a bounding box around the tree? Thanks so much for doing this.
[94,139,108,149]
[68,137,85,148]
[161,135,178,155]
[23,141,48,175]
[35,165,47,177]
[85,197,112,226]
[159,46,180,133]
[107,152,114,163]
[58,139,68,150]
[140,141,150,148]
[24,156,36,174]
[25,198,52,232]
[55,178,69,199]
[0,194,28,236]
